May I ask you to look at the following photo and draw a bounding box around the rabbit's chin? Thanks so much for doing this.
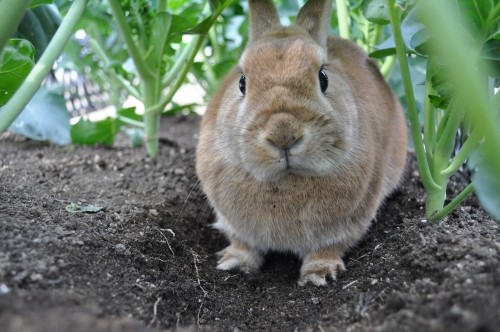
[243,157,335,182]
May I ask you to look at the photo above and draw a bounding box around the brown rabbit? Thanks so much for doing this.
[196,0,407,286]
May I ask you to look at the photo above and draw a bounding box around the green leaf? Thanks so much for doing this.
[470,146,500,221]
[29,0,55,8]
[362,0,390,25]
[15,6,61,61]
[369,47,396,58]
[0,39,35,106]
[428,94,450,110]
[117,107,142,122]
[71,117,122,146]
[482,39,500,77]
[184,16,214,35]
[65,203,104,213]
[7,87,71,145]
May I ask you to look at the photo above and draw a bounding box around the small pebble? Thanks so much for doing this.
[115,243,131,256]
[311,297,320,305]
[0,283,10,295]
[174,168,186,175]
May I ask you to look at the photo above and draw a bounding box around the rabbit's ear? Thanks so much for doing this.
[295,0,332,47]
[249,0,281,42]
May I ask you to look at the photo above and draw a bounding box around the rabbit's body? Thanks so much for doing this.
[196,0,407,286]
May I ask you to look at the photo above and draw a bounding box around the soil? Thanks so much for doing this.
[1,115,499,332]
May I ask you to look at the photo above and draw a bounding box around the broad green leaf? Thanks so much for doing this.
[0,39,35,106]
[369,47,396,59]
[399,7,427,54]
[7,87,71,145]
[482,39,500,77]
[71,117,121,146]
[117,107,142,122]
[470,146,500,221]
[15,6,61,60]
[362,0,390,25]
[170,14,195,35]
[66,203,104,213]
[184,16,213,35]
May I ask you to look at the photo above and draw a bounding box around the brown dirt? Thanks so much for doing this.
[1,115,499,332]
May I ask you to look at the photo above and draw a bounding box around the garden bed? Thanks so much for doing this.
[1,115,499,332]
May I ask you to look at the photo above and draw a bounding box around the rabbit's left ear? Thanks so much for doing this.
[295,0,332,48]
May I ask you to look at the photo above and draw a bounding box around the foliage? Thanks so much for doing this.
[378,0,500,220]
[0,39,35,107]
[0,0,86,138]
[9,87,71,145]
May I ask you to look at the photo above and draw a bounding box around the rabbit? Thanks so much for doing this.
[195,0,407,286]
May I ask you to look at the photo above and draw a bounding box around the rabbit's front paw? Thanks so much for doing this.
[298,249,345,286]
[216,241,263,273]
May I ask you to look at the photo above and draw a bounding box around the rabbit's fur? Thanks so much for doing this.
[196,0,407,286]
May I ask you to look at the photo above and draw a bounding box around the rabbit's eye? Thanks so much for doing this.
[319,69,328,93]
[239,75,246,95]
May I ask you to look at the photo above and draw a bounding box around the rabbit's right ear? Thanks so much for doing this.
[249,0,281,42]
[295,0,332,48]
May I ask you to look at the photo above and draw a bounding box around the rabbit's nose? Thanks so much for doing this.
[265,113,303,151]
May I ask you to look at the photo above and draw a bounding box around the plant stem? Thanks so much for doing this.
[148,35,204,115]
[162,39,197,86]
[386,0,439,191]
[335,0,350,39]
[430,183,474,222]
[157,0,168,12]
[0,0,30,53]
[88,37,141,100]
[380,55,396,78]
[107,0,154,80]
[0,0,87,133]
[143,79,160,157]
[423,57,436,157]
[433,101,463,171]
[441,129,482,178]
[422,0,500,176]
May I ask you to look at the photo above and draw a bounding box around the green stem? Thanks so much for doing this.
[0,0,30,53]
[430,183,475,222]
[208,25,221,60]
[426,185,446,220]
[433,101,463,171]
[149,35,204,115]
[162,40,196,86]
[116,115,144,128]
[379,55,396,78]
[0,0,87,133]
[335,0,350,39]
[157,0,168,12]
[387,0,440,190]
[422,0,500,177]
[107,0,154,80]
[143,79,160,157]
[423,57,437,157]
[88,37,141,100]
[441,129,482,179]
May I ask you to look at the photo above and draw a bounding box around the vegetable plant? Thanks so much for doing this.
[381,0,499,220]
[0,0,232,157]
